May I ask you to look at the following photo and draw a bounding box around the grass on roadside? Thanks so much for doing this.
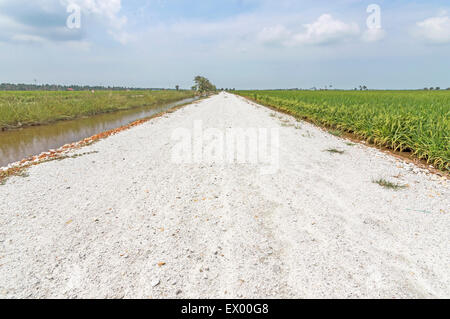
[373,178,408,190]
[325,148,345,154]
[328,130,343,137]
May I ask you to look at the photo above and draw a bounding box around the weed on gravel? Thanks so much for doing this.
[325,148,345,154]
[302,131,313,138]
[42,151,100,163]
[373,178,408,190]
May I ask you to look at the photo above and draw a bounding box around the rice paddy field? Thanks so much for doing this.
[0,90,195,130]
[236,90,450,171]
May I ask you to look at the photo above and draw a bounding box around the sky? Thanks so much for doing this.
[0,0,449,89]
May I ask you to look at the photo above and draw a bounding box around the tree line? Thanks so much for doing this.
[0,83,168,91]
[423,87,449,91]
[3,81,446,92]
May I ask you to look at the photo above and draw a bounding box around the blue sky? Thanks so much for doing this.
[0,0,449,89]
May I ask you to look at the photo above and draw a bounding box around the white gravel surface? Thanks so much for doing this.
[0,92,449,299]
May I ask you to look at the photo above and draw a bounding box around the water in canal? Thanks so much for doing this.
[0,97,198,168]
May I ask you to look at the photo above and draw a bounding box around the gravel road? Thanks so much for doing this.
[0,92,449,299]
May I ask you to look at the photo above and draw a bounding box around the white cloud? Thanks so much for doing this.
[257,25,291,46]
[295,14,360,45]
[109,30,135,44]
[362,28,385,43]
[258,14,360,47]
[63,0,127,29]
[64,0,141,44]
[415,14,450,44]
[0,0,131,44]
[11,34,47,44]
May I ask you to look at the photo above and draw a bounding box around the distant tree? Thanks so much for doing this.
[193,76,216,94]
[435,87,440,90]
[424,88,428,90]
[429,87,434,90]
[175,85,179,91]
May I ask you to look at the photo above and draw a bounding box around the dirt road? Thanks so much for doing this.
[0,92,448,298]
